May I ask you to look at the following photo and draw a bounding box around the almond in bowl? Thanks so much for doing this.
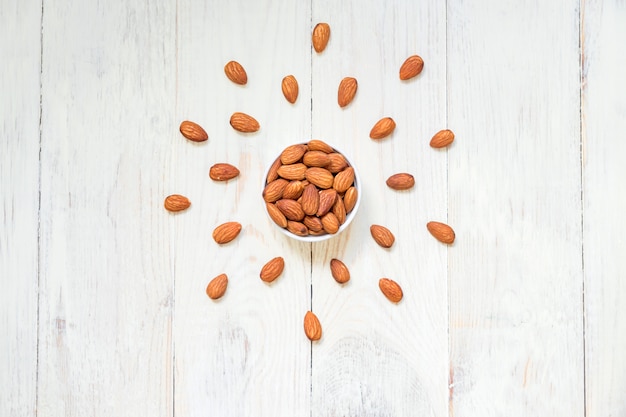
[262,140,361,242]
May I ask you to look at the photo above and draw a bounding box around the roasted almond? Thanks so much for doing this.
[333,166,355,193]
[209,163,240,181]
[326,153,348,173]
[305,167,334,189]
[332,197,347,225]
[343,186,358,213]
[338,77,358,107]
[164,194,191,212]
[280,144,308,164]
[281,74,299,103]
[399,55,424,80]
[277,163,307,180]
[282,180,305,200]
[307,139,334,153]
[260,257,285,283]
[303,151,331,167]
[266,202,288,228]
[303,215,323,232]
[386,173,415,190]
[317,189,337,217]
[427,221,455,244]
[430,129,455,148]
[224,60,248,85]
[287,221,308,237]
[263,178,289,203]
[370,224,395,248]
[301,184,320,216]
[321,212,340,234]
[276,199,305,221]
[330,259,350,284]
[312,23,330,53]
[230,112,260,133]
[206,273,228,300]
[179,120,208,142]
[379,278,403,303]
[370,117,396,140]
[213,222,242,244]
[304,311,322,341]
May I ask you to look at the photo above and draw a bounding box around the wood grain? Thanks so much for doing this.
[173,1,312,416]
[582,1,626,415]
[37,0,176,415]
[0,1,41,416]
[310,0,448,415]
[447,1,584,415]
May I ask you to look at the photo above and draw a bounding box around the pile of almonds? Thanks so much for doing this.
[164,21,458,343]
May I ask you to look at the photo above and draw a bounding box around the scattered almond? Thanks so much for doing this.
[224,60,248,85]
[304,311,322,341]
[330,259,350,284]
[281,75,299,103]
[206,273,228,300]
[430,129,455,148]
[338,77,358,107]
[164,194,191,212]
[209,163,240,181]
[379,278,403,303]
[399,55,424,80]
[370,117,396,140]
[370,224,395,248]
[230,112,260,133]
[386,173,414,190]
[427,221,455,244]
[312,23,330,53]
[212,222,242,244]
[260,257,285,283]
[179,120,208,142]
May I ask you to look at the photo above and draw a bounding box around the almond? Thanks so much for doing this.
[287,221,308,237]
[164,194,191,212]
[370,117,396,140]
[280,144,308,164]
[260,257,285,283]
[330,259,350,284]
[209,163,240,181]
[317,189,337,217]
[224,60,248,85]
[303,215,323,232]
[338,77,358,107]
[301,184,320,216]
[386,173,415,190]
[206,273,228,300]
[430,129,455,148]
[212,222,242,244]
[276,199,305,221]
[282,180,305,200]
[281,75,299,103]
[307,139,334,153]
[343,186,358,213]
[370,224,395,248]
[427,221,455,244]
[263,178,289,203]
[399,55,424,80]
[277,163,307,180]
[332,197,347,225]
[230,112,260,133]
[303,151,331,167]
[308,229,327,236]
[326,153,348,173]
[379,278,403,303]
[266,202,288,228]
[304,311,322,341]
[305,167,334,189]
[179,120,208,142]
[333,166,355,193]
[266,157,282,183]
[321,212,340,234]
[312,23,330,53]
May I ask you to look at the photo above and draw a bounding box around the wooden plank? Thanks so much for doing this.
[37,1,176,415]
[447,1,584,415]
[582,1,626,415]
[173,1,312,416]
[0,1,41,416]
[310,1,448,415]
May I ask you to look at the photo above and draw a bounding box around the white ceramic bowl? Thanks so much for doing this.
[262,142,361,242]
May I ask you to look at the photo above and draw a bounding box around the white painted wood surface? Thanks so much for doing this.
[1,1,625,416]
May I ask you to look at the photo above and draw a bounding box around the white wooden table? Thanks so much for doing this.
[2,1,625,416]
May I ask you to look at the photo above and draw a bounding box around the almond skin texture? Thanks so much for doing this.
[209,163,240,181]
[281,75,299,103]
[338,77,358,107]
[230,112,260,133]
[280,144,308,165]
[317,189,337,217]
[386,173,415,190]
[263,178,289,203]
[430,129,455,148]
[224,60,248,85]
[282,180,305,200]
[305,167,334,189]
[333,167,355,193]
[304,311,322,341]
[330,259,350,284]
[326,153,348,173]
[179,121,208,142]
[307,139,334,153]
[276,199,305,221]
[301,184,320,216]
[260,257,285,283]
[287,221,308,237]
[212,222,242,244]
[303,215,323,232]
[164,194,191,212]
[370,224,395,248]
[266,203,288,228]
[399,55,424,80]
[303,151,331,167]
[266,157,282,184]
[343,186,358,213]
[427,221,456,244]
[206,274,228,300]
[312,23,330,53]
[321,212,340,234]
[370,117,396,140]
[379,278,403,303]
[277,163,307,181]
